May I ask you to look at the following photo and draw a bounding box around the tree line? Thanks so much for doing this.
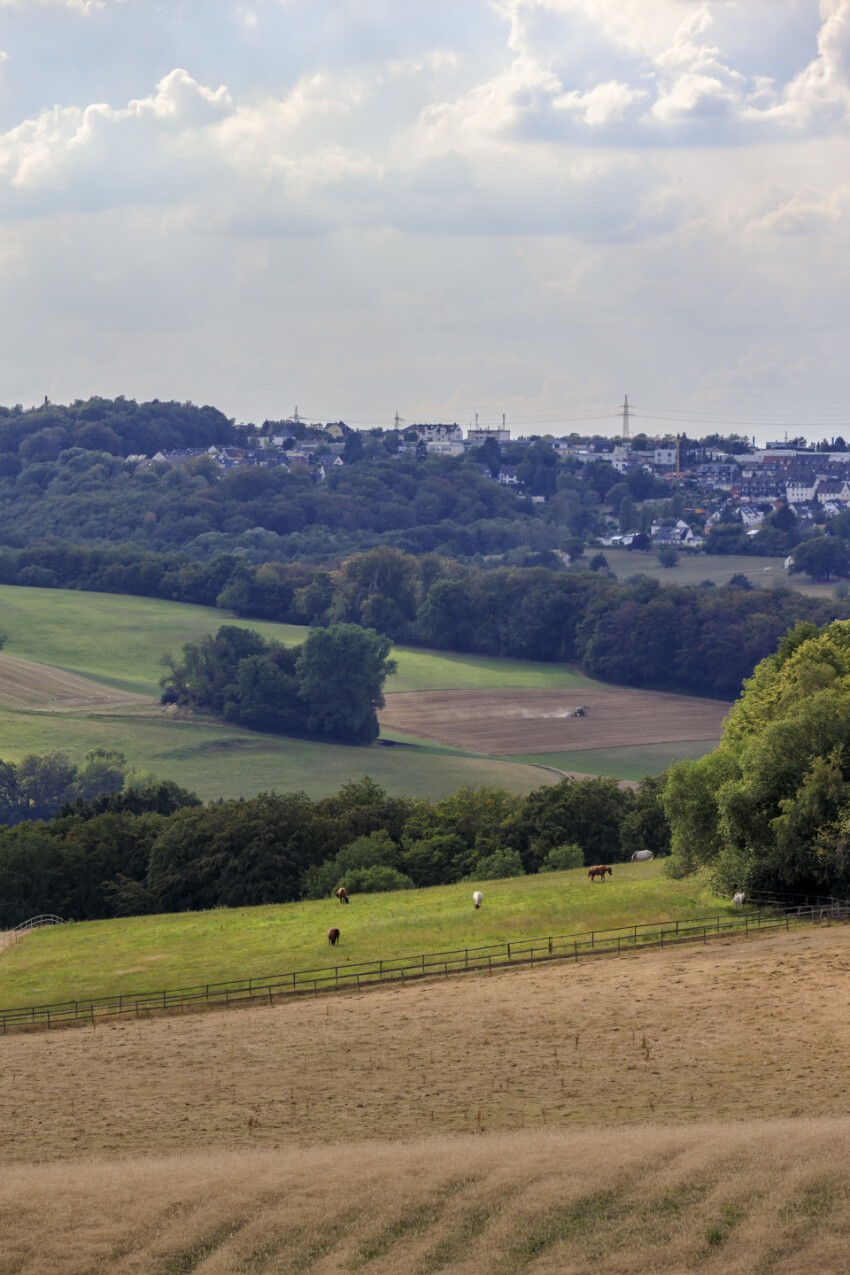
[4,543,850,700]
[0,773,669,928]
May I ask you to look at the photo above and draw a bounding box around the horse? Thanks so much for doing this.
[630,850,654,862]
[328,927,341,945]
[587,865,612,881]
[335,887,349,904]
[472,891,483,910]
[732,891,746,907]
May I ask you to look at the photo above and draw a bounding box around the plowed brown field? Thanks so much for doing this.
[379,686,730,754]
[0,653,152,712]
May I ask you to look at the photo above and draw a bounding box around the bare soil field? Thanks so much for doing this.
[4,1119,850,1275]
[0,653,153,713]
[380,686,730,755]
[4,925,850,1163]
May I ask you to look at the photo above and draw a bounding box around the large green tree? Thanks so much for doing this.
[295,623,396,744]
[663,619,850,893]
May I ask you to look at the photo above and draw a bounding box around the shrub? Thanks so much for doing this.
[539,842,584,871]
[471,847,525,879]
[338,865,414,894]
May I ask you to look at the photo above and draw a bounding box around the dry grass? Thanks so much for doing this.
[6,926,850,1273]
[5,926,850,1162]
[4,1119,850,1273]
[379,687,730,755]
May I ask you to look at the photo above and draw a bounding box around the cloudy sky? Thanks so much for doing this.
[1,0,849,441]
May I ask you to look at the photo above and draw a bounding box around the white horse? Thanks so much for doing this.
[630,850,654,862]
[472,891,483,910]
[732,891,746,907]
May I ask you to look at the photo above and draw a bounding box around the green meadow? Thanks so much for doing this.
[0,583,713,796]
[507,740,722,782]
[0,584,587,697]
[0,861,726,1008]
[601,547,839,597]
[0,584,596,798]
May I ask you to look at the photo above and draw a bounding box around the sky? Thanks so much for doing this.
[1,0,849,442]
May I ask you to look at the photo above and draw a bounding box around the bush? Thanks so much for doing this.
[338,865,415,894]
[539,842,584,871]
[471,847,525,879]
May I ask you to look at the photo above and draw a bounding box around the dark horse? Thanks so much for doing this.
[328,927,341,946]
[587,865,612,882]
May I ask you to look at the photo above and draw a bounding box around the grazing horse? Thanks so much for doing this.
[472,891,483,910]
[328,927,341,946]
[587,865,612,882]
[630,850,654,862]
[732,891,746,907]
[335,887,349,904]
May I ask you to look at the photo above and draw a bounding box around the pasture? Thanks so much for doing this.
[601,547,840,598]
[0,862,722,1007]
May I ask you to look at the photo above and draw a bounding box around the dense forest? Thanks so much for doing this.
[0,774,668,927]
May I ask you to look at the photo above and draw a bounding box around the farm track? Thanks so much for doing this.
[0,653,154,713]
[380,686,731,754]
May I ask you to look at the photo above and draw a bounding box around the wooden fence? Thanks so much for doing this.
[1,900,845,1035]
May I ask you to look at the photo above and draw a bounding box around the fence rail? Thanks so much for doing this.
[2,900,846,1035]
[0,914,66,954]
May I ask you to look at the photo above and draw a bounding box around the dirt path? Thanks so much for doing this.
[3,925,849,1163]
[379,686,730,754]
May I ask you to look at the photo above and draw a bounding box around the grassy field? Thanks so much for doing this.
[0,584,587,697]
[600,547,841,597]
[0,861,724,1007]
[0,699,556,801]
[507,740,722,781]
[0,583,717,794]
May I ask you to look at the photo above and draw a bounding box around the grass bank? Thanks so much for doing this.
[0,861,724,1007]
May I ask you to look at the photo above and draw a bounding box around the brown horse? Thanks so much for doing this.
[587,865,612,881]
[335,887,349,904]
[328,927,341,945]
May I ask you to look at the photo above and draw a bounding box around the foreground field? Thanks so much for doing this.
[380,687,729,756]
[4,1116,850,1274]
[0,862,721,1006]
[4,926,850,1160]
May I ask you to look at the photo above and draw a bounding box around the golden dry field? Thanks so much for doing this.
[379,686,730,755]
[4,925,850,1272]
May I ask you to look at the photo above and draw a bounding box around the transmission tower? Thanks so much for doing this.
[393,411,404,430]
[620,395,631,440]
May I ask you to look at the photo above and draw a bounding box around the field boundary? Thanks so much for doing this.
[2,901,844,1034]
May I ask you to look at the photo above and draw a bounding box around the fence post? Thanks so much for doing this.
[507,943,511,961]
[548,936,553,954]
